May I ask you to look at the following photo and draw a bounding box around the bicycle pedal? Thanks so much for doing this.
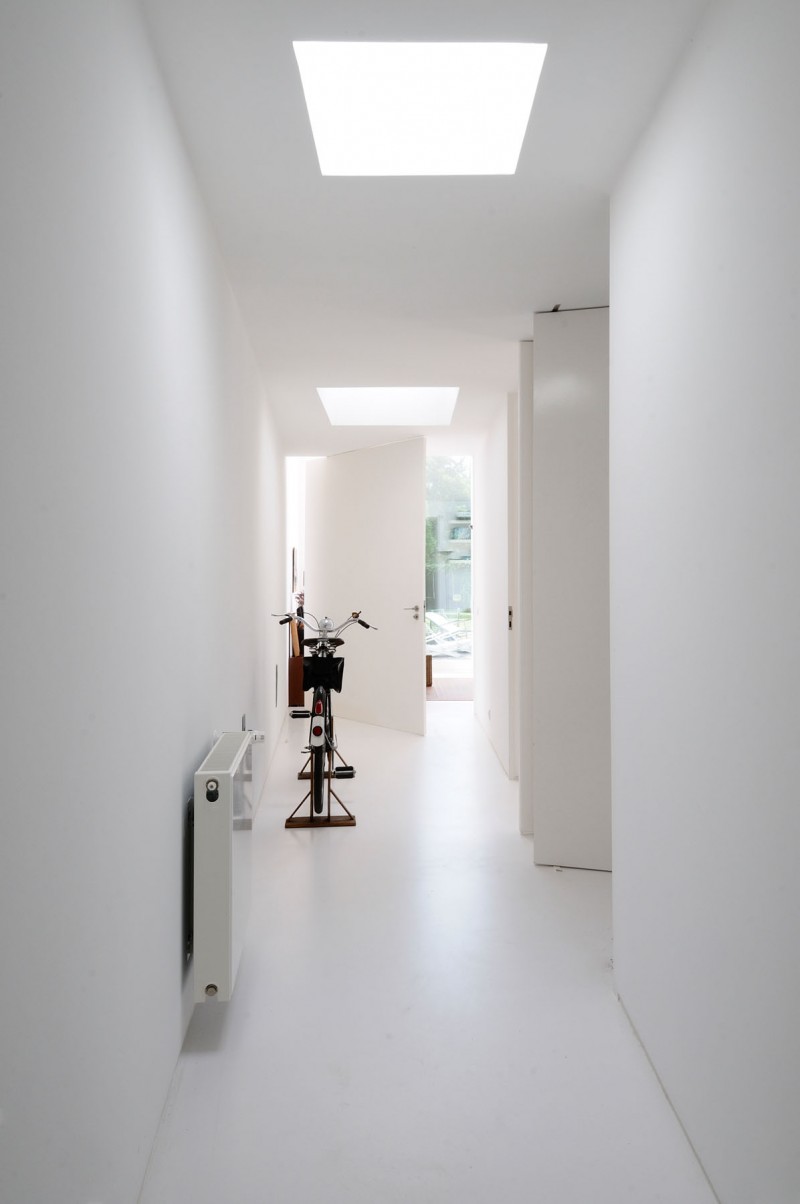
[291,709,311,719]
[333,766,355,779]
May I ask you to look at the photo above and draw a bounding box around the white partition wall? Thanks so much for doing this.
[610,1,800,1199]
[531,310,611,870]
[517,342,535,833]
[473,397,513,775]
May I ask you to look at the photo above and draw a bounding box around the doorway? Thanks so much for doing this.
[425,454,473,703]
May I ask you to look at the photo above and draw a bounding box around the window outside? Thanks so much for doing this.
[425,456,472,673]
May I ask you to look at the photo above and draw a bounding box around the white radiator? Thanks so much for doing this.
[193,731,259,1003]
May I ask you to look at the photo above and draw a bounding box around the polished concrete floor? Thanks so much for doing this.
[140,705,716,1204]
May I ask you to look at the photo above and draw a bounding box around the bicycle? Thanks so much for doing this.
[276,608,376,820]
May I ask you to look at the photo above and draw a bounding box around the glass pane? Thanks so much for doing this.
[425,455,473,684]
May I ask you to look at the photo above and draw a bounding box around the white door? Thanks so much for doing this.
[304,438,426,735]
[529,309,611,870]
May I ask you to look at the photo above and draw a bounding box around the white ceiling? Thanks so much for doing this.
[139,0,708,456]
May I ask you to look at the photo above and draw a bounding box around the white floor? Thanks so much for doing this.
[140,705,716,1204]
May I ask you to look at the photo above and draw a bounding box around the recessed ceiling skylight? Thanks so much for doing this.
[318,387,459,426]
[293,42,547,176]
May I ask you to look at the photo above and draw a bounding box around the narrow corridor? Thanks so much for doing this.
[141,705,714,1203]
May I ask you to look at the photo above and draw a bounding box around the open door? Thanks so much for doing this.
[304,438,426,736]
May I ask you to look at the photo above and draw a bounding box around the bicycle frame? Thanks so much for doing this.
[276,608,375,816]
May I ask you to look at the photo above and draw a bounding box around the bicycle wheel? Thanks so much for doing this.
[309,686,328,815]
[311,745,325,813]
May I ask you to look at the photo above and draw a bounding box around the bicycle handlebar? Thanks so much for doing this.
[272,609,378,636]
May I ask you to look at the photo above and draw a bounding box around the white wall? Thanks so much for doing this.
[531,310,611,870]
[517,342,535,833]
[610,1,800,1199]
[0,3,285,1200]
[473,398,513,774]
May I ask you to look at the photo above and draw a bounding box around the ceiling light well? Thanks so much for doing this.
[294,41,547,176]
[318,387,459,426]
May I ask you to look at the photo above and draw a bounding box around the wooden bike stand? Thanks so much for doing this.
[285,744,356,829]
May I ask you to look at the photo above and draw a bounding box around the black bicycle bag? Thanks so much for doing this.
[303,656,345,693]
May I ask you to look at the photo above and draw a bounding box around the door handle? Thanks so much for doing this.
[404,605,420,619]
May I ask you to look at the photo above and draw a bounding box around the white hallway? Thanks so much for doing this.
[141,705,714,1204]
[3,3,798,1201]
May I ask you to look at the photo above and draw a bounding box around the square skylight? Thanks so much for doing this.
[318,387,459,426]
[293,42,547,176]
